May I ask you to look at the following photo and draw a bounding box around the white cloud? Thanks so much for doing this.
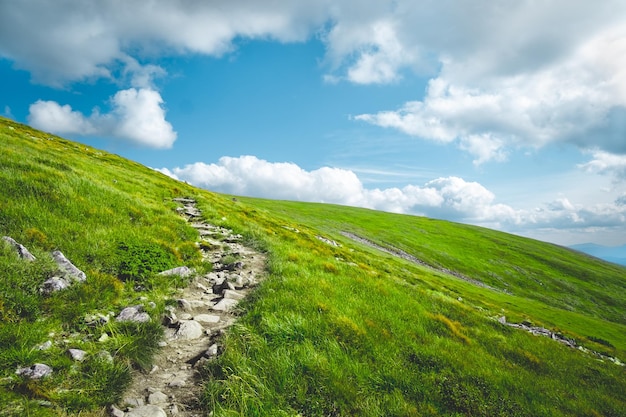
[161,156,626,237]
[3,1,625,158]
[27,88,176,149]
[351,3,626,162]
[579,151,626,180]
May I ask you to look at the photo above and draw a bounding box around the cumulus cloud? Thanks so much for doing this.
[28,88,176,149]
[159,156,626,235]
[352,3,626,162]
[579,151,626,181]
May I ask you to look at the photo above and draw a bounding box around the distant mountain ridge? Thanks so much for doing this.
[569,243,626,266]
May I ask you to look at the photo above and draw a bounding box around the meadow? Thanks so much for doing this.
[1,117,624,416]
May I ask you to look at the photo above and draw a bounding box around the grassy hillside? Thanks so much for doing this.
[1,117,625,416]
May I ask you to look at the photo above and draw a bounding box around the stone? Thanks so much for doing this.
[2,236,36,261]
[68,349,87,361]
[177,298,192,311]
[16,363,52,379]
[51,250,86,282]
[168,378,186,388]
[159,266,193,277]
[174,320,204,340]
[212,298,239,312]
[206,344,219,357]
[36,340,52,350]
[117,305,150,323]
[41,277,69,294]
[125,405,167,417]
[194,314,220,324]
[108,405,125,417]
[147,390,168,405]
[223,289,245,300]
[98,333,110,342]
[124,397,145,407]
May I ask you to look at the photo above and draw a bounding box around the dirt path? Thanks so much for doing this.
[111,198,266,417]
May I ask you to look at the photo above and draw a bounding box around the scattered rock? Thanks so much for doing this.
[193,314,220,324]
[109,405,125,417]
[125,405,167,417]
[159,266,193,278]
[41,276,70,294]
[113,198,267,416]
[212,297,239,312]
[148,391,168,405]
[16,363,52,379]
[174,320,204,340]
[68,349,87,361]
[316,235,341,247]
[117,306,150,323]
[2,236,36,261]
[51,250,86,282]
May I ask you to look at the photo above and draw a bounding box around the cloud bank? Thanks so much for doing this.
[2,0,625,157]
[27,88,176,149]
[158,156,626,234]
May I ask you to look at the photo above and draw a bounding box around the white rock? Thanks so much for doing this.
[174,320,204,340]
[212,298,239,312]
[148,391,168,404]
[223,290,245,300]
[194,314,220,324]
[117,305,150,323]
[16,363,52,379]
[68,349,87,361]
[125,405,167,417]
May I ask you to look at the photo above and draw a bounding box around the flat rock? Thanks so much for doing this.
[16,363,52,379]
[212,298,239,312]
[125,405,167,417]
[117,305,150,323]
[223,289,245,300]
[194,314,220,324]
[147,390,168,405]
[174,320,204,340]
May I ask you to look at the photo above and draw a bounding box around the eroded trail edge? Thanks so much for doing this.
[111,198,266,417]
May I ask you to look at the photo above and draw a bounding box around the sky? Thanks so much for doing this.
[1,0,626,247]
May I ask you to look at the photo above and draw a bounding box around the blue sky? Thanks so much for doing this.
[1,1,626,246]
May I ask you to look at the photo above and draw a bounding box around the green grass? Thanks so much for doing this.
[1,117,625,416]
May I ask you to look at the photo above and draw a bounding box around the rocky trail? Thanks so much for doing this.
[110,198,267,417]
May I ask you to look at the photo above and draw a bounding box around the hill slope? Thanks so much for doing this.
[1,117,625,416]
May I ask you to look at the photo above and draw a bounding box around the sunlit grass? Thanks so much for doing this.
[1,117,625,416]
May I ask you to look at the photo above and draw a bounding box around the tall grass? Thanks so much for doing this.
[1,117,625,416]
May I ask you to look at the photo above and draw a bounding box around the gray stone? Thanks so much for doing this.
[68,349,87,361]
[159,266,193,277]
[51,250,86,282]
[206,344,219,357]
[177,298,192,311]
[168,378,186,388]
[16,363,52,379]
[125,405,167,417]
[124,397,145,407]
[212,298,239,312]
[223,289,245,300]
[2,236,36,261]
[147,390,168,405]
[117,305,150,323]
[108,404,125,417]
[174,320,203,340]
[41,276,69,294]
[194,314,220,324]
